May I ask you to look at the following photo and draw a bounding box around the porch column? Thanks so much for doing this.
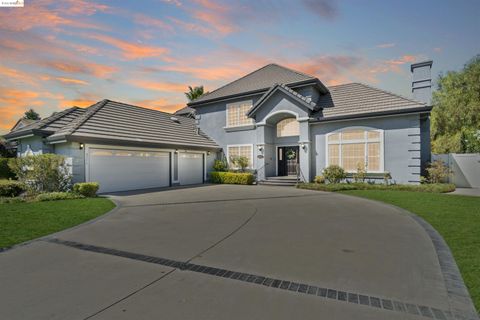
[298,119,311,182]
[256,123,266,181]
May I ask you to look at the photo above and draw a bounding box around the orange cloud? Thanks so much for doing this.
[59,99,96,108]
[130,80,186,93]
[39,60,117,78]
[85,33,169,60]
[0,87,43,131]
[134,99,184,113]
[0,65,37,85]
[55,77,89,85]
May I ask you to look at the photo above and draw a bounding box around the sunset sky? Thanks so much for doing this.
[0,0,479,134]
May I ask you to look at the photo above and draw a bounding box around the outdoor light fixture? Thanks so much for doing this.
[207,151,211,155]
[174,149,178,153]
[257,145,263,152]
[300,142,306,150]
[79,143,84,150]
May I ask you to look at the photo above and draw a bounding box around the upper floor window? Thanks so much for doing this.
[277,118,299,137]
[326,128,383,172]
[226,100,253,127]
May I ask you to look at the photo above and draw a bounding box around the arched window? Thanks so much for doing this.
[277,118,299,137]
[326,128,383,172]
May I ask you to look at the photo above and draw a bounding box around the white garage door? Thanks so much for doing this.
[88,148,170,193]
[178,152,204,185]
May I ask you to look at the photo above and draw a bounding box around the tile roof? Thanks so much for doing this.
[247,83,318,117]
[189,63,322,106]
[10,118,38,132]
[4,107,85,139]
[174,106,196,117]
[315,82,427,120]
[47,100,219,149]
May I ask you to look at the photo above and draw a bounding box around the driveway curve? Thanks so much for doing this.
[0,185,472,320]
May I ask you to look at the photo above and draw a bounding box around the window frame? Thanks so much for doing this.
[226,144,254,169]
[276,117,300,137]
[325,127,384,173]
[225,100,254,128]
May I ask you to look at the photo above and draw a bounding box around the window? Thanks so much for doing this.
[326,128,383,172]
[227,145,253,168]
[226,101,253,127]
[276,118,299,137]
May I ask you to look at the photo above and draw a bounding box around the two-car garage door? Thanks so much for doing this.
[88,148,204,193]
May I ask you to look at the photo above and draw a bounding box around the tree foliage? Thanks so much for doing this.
[185,86,206,101]
[431,55,480,153]
[23,108,41,120]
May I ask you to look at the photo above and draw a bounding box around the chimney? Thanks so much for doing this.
[411,60,433,106]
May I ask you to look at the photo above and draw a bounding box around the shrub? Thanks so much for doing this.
[212,159,227,172]
[209,172,254,185]
[383,172,392,185]
[352,164,366,183]
[297,182,455,193]
[0,197,26,204]
[73,182,100,197]
[36,192,85,202]
[426,160,451,184]
[8,154,72,195]
[323,165,346,184]
[230,156,249,173]
[0,180,25,197]
[0,158,15,179]
[314,175,325,184]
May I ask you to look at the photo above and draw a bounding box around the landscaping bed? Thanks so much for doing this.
[0,197,115,249]
[297,182,456,193]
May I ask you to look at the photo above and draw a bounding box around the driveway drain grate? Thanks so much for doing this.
[46,238,462,320]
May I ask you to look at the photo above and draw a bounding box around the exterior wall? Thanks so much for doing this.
[310,114,422,184]
[16,136,49,156]
[54,142,86,184]
[254,92,310,123]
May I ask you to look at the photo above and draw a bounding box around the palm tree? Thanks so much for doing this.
[185,86,206,101]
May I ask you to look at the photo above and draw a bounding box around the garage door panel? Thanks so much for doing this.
[178,152,203,185]
[88,148,170,193]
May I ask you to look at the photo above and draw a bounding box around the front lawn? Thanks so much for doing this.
[339,190,480,311]
[0,198,115,249]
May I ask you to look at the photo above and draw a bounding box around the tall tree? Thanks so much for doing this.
[23,108,41,120]
[185,86,206,101]
[431,55,480,153]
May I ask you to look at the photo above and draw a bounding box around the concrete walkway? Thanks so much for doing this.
[449,187,480,197]
[0,185,476,319]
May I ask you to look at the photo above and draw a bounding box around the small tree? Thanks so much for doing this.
[212,159,227,172]
[23,108,41,120]
[230,156,249,173]
[185,86,207,101]
[323,165,346,184]
[426,160,451,184]
[8,154,72,195]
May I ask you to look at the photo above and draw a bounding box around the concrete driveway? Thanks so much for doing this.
[0,185,476,320]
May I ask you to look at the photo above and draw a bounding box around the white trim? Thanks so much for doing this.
[8,133,34,140]
[309,109,428,125]
[256,110,301,126]
[226,144,254,169]
[325,127,384,173]
[225,100,254,128]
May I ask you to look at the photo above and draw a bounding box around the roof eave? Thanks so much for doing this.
[311,106,432,123]
[4,129,53,141]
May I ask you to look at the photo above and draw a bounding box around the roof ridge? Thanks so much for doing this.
[53,100,109,137]
[107,99,183,118]
[271,63,317,81]
[12,107,79,133]
[354,82,425,105]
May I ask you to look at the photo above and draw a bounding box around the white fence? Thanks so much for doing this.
[432,153,480,188]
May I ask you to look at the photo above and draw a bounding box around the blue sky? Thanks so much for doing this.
[0,0,479,133]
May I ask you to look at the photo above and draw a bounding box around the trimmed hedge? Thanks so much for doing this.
[36,192,85,202]
[0,158,15,179]
[73,182,100,197]
[210,172,254,185]
[0,180,25,197]
[297,182,456,193]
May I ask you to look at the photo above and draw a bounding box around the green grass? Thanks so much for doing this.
[0,198,115,249]
[340,190,480,311]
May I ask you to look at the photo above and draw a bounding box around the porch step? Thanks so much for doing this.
[258,176,298,187]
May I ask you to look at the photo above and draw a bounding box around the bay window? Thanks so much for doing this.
[326,128,383,172]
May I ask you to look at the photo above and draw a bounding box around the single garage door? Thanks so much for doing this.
[178,152,204,185]
[88,148,170,193]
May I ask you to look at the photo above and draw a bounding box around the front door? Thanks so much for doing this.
[277,146,299,176]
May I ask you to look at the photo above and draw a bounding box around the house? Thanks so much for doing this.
[4,62,433,192]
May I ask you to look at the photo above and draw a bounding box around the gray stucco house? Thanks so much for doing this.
[4,62,433,192]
